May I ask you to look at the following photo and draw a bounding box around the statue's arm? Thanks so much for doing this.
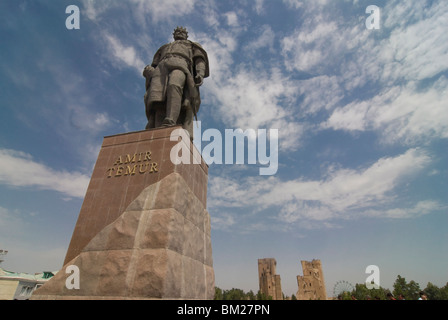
[151,44,167,68]
[143,65,154,78]
[194,58,206,86]
[191,42,209,85]
[151,53,160,68]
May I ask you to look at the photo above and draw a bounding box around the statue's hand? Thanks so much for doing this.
[143,65,155,78]
[195,74,204,87]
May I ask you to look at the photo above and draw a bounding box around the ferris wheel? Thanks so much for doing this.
[333,280,354,297]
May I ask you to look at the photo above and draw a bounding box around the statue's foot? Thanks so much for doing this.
[161,118,176,127]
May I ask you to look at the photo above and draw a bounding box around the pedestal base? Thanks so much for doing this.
[31,127,214,300]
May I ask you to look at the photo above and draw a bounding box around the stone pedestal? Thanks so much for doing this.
[32,126,214,300]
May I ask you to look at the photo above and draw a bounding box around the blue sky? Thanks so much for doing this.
[0,0,447,298]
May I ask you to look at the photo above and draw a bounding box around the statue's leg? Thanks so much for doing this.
[146,108,157,129]
[163,70,185,126]
[154,102,166,127]
[145,94,154,129]
[182,102,194,140]
[145,113,155,129]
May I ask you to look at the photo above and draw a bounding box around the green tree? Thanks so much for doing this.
[223,288,247,300]
[340,291,352,300]
[393,275,421,300]
[351,283,387,300]
[215,287,279,300]
[440,283,448,300]
[407,280,421,300]
[214,287,223,300]
[256,290,272,300]
[424,282,442,300]
[247,290,256,300]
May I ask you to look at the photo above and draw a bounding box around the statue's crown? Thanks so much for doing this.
[173,26,188,38]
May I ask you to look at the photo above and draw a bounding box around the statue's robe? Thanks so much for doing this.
[144,40,209,138]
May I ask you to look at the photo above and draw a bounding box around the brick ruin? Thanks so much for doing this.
[296,259,327,300]
[257,258,327,300]
[257,258,282,300]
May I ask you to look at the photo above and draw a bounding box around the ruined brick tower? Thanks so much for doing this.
[258,258,282,300]
[296,259,327,300]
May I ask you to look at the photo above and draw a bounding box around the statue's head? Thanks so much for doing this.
[173,26,188,40]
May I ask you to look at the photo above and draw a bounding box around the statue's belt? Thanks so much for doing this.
[158,54,198,112]
[160,54,191,67]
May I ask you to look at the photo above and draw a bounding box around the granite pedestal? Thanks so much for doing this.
[32,126,214,299]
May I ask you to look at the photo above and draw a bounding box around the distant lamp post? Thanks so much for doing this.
[0,249,8,265]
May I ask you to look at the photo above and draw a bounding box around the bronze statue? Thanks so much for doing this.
[143,27,209,140]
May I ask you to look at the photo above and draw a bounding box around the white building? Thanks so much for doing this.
[0,268,57,300]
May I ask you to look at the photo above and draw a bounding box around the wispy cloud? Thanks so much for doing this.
[279,0,448,148]
[211,213,236,231]
[244,25,275,53]
[0,206,25,236]
[0,149,90,198]
[209,148,433,229]
[364,200,445,219]
[82,0,198,24]
[103,33,145,73]
[60,1,447,228]
[198,31,303,150]
[323,77,448,144]
[130,0,197,23]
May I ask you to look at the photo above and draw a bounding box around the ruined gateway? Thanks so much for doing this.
[296,259,327,300]
[258,258,282,300]
[258,258,327,300]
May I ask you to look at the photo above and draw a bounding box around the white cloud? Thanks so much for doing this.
[202,2,220,28]
[197,31,303,150]
[209,67,303,149]
[282,0,304,9]
[211,213,236,230]
[365,200,445,219]
[210,148,432,224]
[382,3,448,82]
[224,11,239,27]
[68,104,115,133]
[244,25,275,53]
[196,30,237,79]
[104,33,145,73]
[279,200,333,222]
[130,0,197,23]
[0,149,90,198]
[297,75,345,115]
[81,0,110,21]
[281,0,448,88]
[383,1,437,30]
[82,0,197,24]
[280,5,363,75]
[279,0,448,149]
[324,77,448,144]
[254,0,265,15]
[344,1,448,88]
[322,100,369,132]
